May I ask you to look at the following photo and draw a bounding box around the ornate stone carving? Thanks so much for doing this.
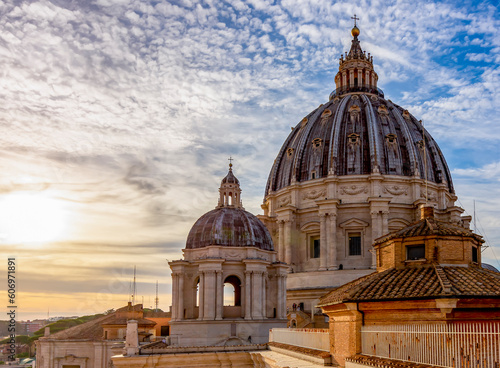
[321,109,332,118]
[225,250,242,260]
[349,104,361,123]
[378,105,389,116]
[383,185,408,196]
[277,195,291,207]
[421,190,437,202]
[302,189,326,200]
[340,185,368,195]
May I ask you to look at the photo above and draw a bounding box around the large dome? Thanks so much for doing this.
[186,207,273,251]
[266,95,453,195]
[265,27,453,196]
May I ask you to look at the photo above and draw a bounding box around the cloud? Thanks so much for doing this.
[0,0,499,317]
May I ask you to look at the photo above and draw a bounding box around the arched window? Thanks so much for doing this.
[223,275,241,306]
[195,277,200,307]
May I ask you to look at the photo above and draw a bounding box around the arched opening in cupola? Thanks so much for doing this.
[224,275,241,306]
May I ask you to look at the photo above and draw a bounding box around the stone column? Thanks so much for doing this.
[252,271,263,319]
[342,71,347,88]
[278,220,285,262]
[277,274,284,319]
[381,211,389,237]
[365,70,370,88]
[349,70,354,87]
[358,69,362,87]
[370,212,379,269]
[198,272,204,320]
[319,214,327,270]
[244,271,252,320]
[204,270,216,320]
[284,220,292,265]
[262,272,267,319]
[178,272,184,320]
[215,270,223,320]
[328,214,337,270]
[171,273,178,321]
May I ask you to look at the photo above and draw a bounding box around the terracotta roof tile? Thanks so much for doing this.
[101,316,156,326]
[374,218,483,245]
[346,354,441,367]
[318,266,500,307]
[41,314,113,341]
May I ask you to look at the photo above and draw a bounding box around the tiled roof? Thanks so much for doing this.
[346,354,441,367]
[101,316,156,326]
[374,217,483,245]
[42,304,157,341]
[318,265,500,307]
[41,314,113,341]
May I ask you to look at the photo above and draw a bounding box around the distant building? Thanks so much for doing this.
[35,303,170,368]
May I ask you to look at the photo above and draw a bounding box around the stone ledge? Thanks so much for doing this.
[268,342,333,366]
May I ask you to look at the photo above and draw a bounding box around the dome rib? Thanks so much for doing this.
[391,104,419,176]
[328,96,350,173]
[292,106,323,182]
[362,95,382,173]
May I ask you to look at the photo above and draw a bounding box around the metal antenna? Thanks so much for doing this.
[132,266,137,306]
[155,280,159,312]
[473,200,476,233]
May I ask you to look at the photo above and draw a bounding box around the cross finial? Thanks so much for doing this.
[351,14,359,27]
[228,156,233,169]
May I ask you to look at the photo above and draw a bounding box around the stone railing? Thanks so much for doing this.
[269,328,330,352]
[329,86,384,99]
[361,323,500,368]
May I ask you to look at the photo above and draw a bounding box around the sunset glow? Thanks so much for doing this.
[0,192,69,245]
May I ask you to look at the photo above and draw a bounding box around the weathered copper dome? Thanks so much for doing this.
[186,207,273,250]
[265,27,453,196]
[187,164,274,251]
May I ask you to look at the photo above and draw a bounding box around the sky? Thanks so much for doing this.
[0,0,498,320]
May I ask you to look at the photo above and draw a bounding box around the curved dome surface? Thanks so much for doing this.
[266,94,453,195]
[186,207,273,251]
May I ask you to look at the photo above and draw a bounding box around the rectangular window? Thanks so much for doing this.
[349,233,362,256]
[472,246,478,263]
[407,244,425,260]
[311,237,320,258]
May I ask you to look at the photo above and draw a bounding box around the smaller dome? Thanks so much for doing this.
[351,26,360,37]
[186,207,273,251]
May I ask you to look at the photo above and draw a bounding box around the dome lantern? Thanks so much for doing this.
[218,158,242,208]
[334,17,381,99]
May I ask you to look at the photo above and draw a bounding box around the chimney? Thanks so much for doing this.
[420,205,434,219]
[125,320,139,356]
[44,327,50,337]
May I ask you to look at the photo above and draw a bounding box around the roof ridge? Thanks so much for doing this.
[433,264,452,294]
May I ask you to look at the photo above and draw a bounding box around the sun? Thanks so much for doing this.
[0,192,69,245]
